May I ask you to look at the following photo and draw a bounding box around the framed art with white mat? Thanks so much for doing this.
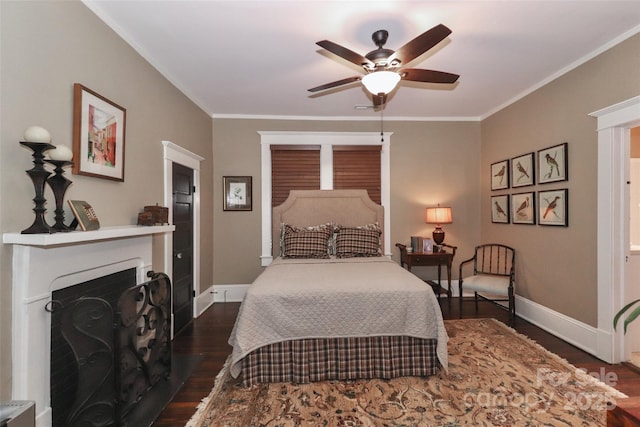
[538,189,568,226]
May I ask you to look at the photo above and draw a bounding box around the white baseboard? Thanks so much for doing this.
[442,286,616,363]
[194,284,215,317]
[432,287,609,362]
[211,284,250,303]
[514,295,608,362]
[193,284,249,318]
[451,283,606,361]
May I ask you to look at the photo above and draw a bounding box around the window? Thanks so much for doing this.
[271,145,320,207]
[260,131,391,264]
[333,145,381,204]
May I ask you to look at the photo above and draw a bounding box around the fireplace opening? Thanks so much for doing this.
[49,269,171,427]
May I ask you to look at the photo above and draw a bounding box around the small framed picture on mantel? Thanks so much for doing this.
[68,200,100,231]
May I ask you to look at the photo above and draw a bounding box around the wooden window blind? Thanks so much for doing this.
[271,145,320,206]
[332,145,381,204]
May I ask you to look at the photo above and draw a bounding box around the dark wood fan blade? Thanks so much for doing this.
[308,76,361,92]
[388,24,452,66]
[372,94,387,107]
[400,68,459,84]
[317,40,373,68]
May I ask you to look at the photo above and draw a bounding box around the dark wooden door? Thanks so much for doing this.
[172,162,194,334]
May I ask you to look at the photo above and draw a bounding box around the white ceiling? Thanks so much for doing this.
[84,0,640,120]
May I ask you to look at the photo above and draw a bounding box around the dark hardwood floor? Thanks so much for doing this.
[153,298,640,426]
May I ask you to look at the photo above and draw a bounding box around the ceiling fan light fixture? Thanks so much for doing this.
[361,71,400,95]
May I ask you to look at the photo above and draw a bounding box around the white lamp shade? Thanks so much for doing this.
[361,71,401,95]
[426,206,453,225]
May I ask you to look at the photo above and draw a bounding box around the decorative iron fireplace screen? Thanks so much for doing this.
[50,270,172,427]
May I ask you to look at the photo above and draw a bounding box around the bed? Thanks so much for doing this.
[228,189,448,386]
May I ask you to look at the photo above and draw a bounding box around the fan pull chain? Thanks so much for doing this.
[380,107,384,143]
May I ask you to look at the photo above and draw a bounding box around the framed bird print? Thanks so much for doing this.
[491,159,509,190]
[538,142,568,184]
[491,195,510,223]
[538,189,568,226]
[511,191,535,225]
[511,152,535,187]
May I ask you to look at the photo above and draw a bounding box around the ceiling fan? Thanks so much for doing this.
[308,24,459,107]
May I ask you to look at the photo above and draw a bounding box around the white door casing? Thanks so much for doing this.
[590,95,640,363]
[162,140,204,336]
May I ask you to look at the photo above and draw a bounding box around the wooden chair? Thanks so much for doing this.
[458,244,516,323]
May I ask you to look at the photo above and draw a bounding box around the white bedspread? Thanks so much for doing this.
[228,256,448,378]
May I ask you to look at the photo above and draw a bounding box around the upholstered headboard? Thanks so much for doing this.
[272,189,384,257]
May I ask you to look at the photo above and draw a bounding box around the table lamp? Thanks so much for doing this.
[426,205,452,245]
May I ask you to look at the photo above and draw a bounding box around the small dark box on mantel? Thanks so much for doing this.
[137,204,168,226]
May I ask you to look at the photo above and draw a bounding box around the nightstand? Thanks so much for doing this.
[396,243,457,301]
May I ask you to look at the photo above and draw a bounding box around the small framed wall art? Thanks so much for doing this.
[511,152,535,187]
[538,189,568,226]
[223,176,252,211]
[491,195,510,224]
[511,191,535,225]
[491,159,509,190]
[72,83,126,181]
[538,142,568,184]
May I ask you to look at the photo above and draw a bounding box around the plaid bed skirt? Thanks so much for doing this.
[240,336,439,387]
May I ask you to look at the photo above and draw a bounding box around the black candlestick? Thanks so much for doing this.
[20,141,56,234]
[45,159,74,232]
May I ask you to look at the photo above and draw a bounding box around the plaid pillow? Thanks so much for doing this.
[281,223,332,258]
[335,223,382,258]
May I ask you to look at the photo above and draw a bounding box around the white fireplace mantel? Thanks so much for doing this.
[3,224,174,246]
[3,224,174,427]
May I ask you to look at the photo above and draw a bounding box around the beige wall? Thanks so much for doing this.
[481,33,640,326]
[0,1,213,399]
[212,119,482,285]
[2,0,638,404]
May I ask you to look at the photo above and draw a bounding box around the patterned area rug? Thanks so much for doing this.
[186,319,626,426]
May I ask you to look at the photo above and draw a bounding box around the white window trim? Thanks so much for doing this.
[259,131,392,266]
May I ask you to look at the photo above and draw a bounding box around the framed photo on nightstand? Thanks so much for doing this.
[422,238,434,253]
